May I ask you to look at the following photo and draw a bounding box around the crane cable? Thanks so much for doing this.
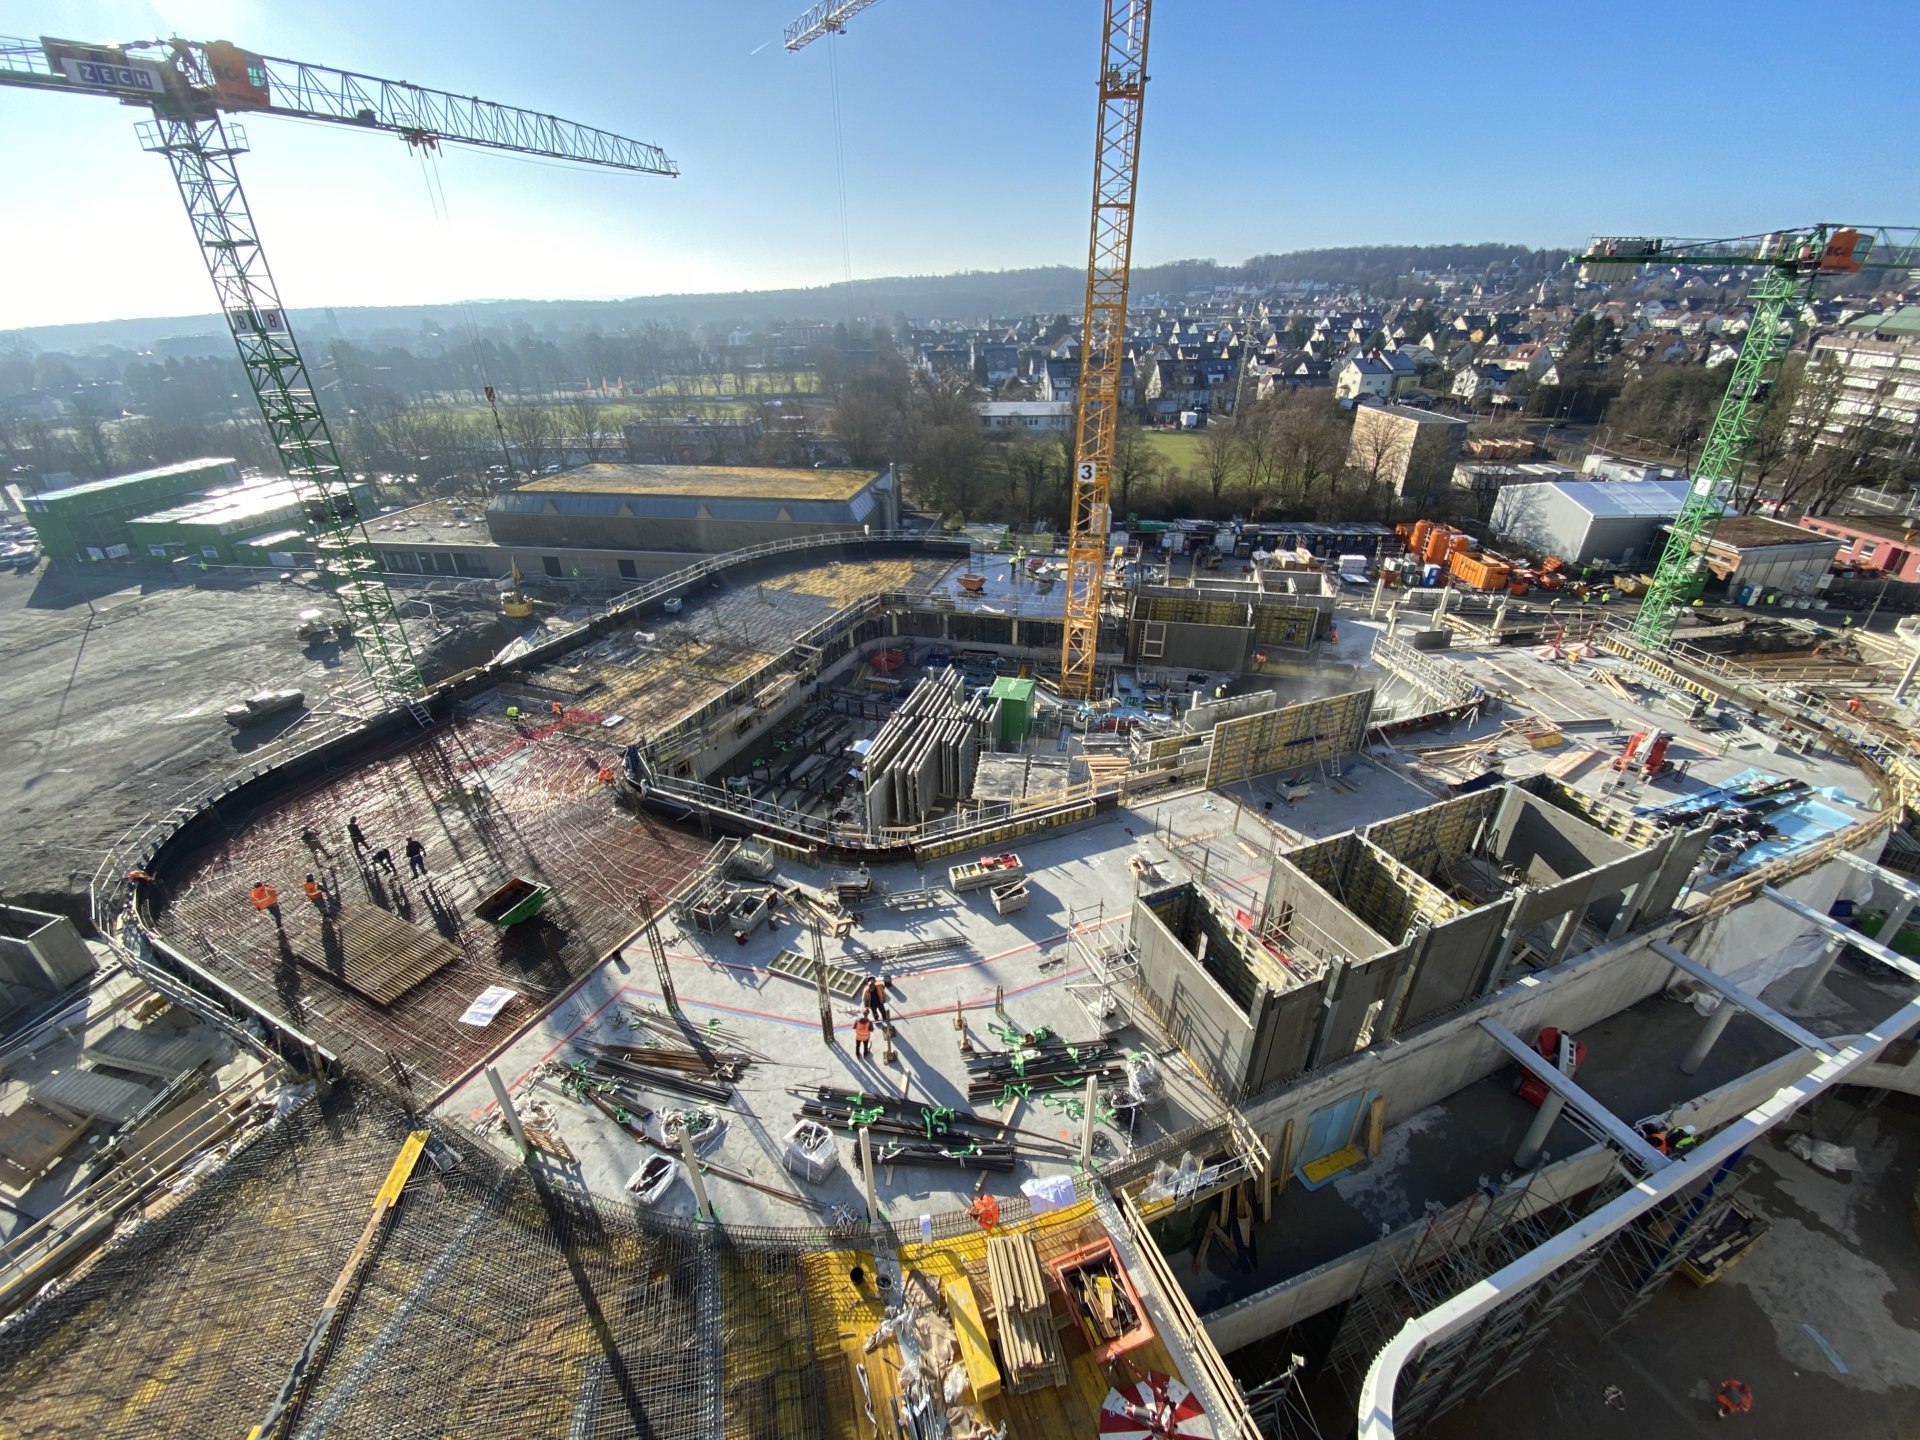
[413,145,508,459]
[825,31,856,321]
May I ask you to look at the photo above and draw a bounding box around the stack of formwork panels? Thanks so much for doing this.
[859,671,990,828]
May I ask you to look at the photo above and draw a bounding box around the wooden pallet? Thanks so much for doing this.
[313,905,463,1006]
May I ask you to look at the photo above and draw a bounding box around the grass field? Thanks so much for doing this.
[1139,427,1204,473]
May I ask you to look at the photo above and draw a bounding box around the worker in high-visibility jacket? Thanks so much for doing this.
[251,881,282,930]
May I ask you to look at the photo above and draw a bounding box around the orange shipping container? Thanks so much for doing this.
[1450,552,1511,590]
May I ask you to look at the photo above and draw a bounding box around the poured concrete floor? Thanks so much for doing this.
[436,809,1233,1228]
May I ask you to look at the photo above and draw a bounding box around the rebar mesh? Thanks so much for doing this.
[0,1085,833,1440]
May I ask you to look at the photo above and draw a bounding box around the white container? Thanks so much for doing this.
[783,1119,841,1184]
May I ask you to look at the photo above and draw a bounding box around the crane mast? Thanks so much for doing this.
[0,35,676,699]
[1576,224,1920,645]
[1060,0,1151,699]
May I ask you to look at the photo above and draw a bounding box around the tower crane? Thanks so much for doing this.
[782,0,1151,699]
[1574,224,1920,645]
[1059,1,1150,699]
[0,36,677,698]
[784,1,887,50]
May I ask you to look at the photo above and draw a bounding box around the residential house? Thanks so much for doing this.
[1451,365,1510,405]
[1042,355,1138,408]
[970,339,1019,386]
[1796,514,1920,582]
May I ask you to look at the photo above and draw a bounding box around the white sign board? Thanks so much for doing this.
[457,985,519,1027]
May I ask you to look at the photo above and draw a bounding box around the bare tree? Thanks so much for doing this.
[1195,424,1239,511]
[1110,421,1158,519]
[501,401,561,478]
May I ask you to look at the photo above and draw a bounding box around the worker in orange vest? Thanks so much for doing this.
[1714,1377,1752,1420]
[302,873,324,906]
[251,880,282,930]
[853,1013,874,1060]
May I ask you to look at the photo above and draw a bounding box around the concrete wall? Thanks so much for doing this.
[1398,904,1508,1027]
[1204,1144,1618,1351]
[1131,894,1255,1090]
[0,906,97,992]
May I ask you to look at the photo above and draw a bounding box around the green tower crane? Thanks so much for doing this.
[0,36,677,699]
[1574,225,1920,645]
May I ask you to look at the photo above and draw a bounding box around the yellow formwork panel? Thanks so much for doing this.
[795,1201,1194,1440]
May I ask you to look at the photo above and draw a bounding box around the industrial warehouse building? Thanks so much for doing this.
[25,458,241,561]
[1490,478,1692,565]
[374,462,905,582]
[485,463,900,553]
[125,477,374,565]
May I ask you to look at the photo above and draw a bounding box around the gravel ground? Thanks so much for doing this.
[0,564,494,920]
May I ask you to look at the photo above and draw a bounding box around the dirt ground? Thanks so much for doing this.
[0,565,492,920]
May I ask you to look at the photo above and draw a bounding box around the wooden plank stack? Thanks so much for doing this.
[986,1231,1066,1393]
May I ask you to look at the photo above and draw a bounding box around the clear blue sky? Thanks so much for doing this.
[4,0,1918,329]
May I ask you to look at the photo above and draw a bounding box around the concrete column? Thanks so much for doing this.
[1605,879,1646,941]
[1791,935,1848,1009]
[1079,1075,1100,1169]
[1386,606,1400,638]
[858,1124,881,1222]
[683,1150,713,1218]
[1514,1093,1565,1169]
[1434,586,1452,622]
[1679,998,1739,1075]
[486,1066,530,1161]
[1894,640,1920,704]
[1546,904,1585,966]
[1491,599,1509,639]
[1371,577,1385,618]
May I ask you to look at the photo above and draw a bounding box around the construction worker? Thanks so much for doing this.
[302,872,324,906]
[1714,1377,1752,1420]
[250,880,281,928]
[346,816,369,853]
[369,845,397,877]
[405,836,429,878]
[853,1012,874,1060]
[861,974,890,1025]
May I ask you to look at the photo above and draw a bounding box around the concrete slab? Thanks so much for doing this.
[436,814,1228,1228]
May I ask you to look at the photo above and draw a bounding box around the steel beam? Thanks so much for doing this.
[1650,940,1835,1056]
[1478,1020,1671,1173]
[1839,852,1920,904]
[1762,887,1920,985]
[1363,984,1920,1439]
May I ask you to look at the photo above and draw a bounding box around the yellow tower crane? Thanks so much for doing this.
[1060,1,1151,699]
[783,1,1153,699]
